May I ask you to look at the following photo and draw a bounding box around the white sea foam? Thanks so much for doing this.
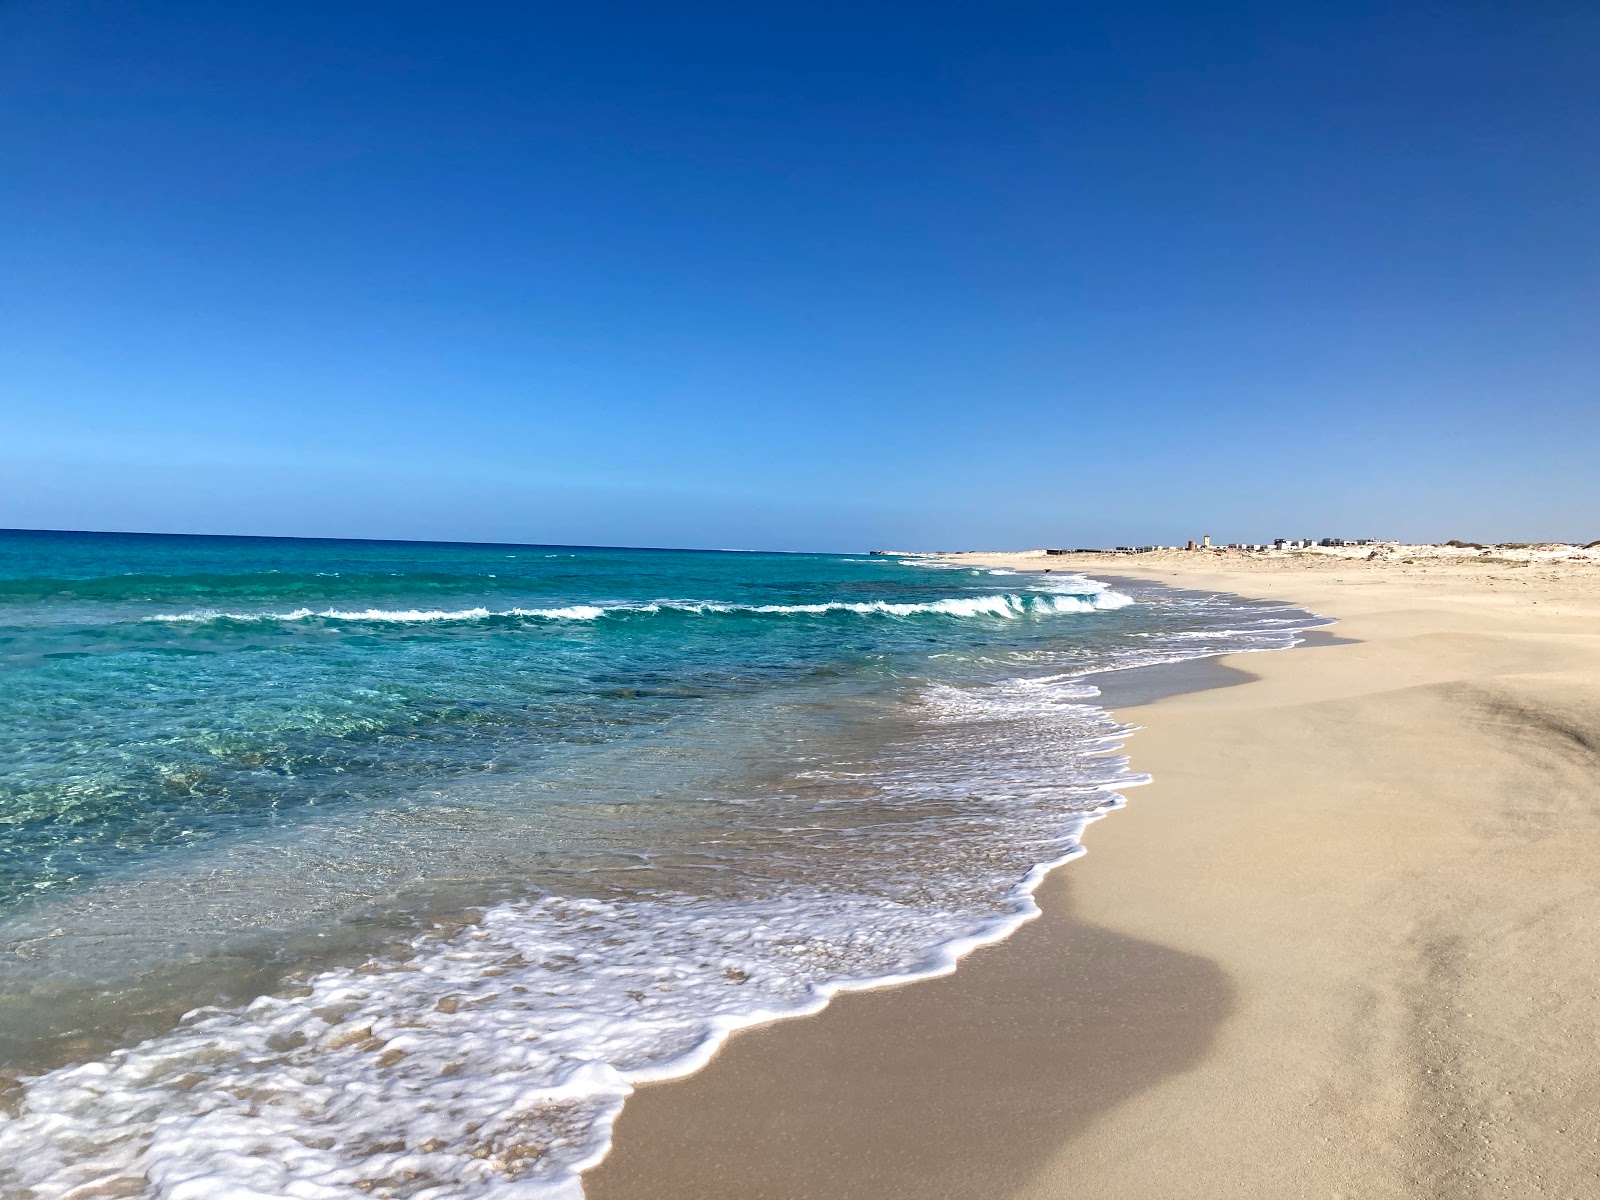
[142,589,1133,627]
[666,590,1130,618]
[520,605,607,621]
[3,579,1326,1200]
[0,669,1140,1200]
[0,867,1105,1200]
[146,604,608,624]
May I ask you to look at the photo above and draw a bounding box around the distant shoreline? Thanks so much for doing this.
[933,537,1600,566]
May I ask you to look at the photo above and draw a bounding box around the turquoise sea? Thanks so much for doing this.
[0,530,1323,1198]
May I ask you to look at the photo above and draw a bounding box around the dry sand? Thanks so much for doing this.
[585,551,1600,1200]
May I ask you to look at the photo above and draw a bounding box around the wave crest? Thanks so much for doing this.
[144,590,1133,627]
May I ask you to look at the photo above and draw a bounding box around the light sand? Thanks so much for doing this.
[586,552,1600,1199]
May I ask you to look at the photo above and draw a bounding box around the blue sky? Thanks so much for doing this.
[3,1,1597,550]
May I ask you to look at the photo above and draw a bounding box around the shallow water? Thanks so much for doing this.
[0,531,1326,1198]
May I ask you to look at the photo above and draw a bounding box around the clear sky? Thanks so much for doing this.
[2,1,1596,551]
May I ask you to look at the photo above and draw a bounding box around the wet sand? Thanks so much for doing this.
[586,553,1600,1199]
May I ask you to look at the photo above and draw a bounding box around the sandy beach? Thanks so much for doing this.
[586,548,1600,1199]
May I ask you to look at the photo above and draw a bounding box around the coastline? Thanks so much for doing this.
[586,552,1600,1198]
[0,548,1291,1197]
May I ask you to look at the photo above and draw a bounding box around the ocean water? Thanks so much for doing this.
[0,530,1326,1199]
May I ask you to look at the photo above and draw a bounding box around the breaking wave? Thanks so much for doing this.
[144,589,1133,626]
[0,672,1138,1200]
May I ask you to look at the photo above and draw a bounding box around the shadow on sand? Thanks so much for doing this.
[585,872,1233,1200]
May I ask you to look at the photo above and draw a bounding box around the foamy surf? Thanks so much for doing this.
[0,533,1332,1200]
[0,672,1140,1200]
[142,588,1131,626]
[145,603,610,623]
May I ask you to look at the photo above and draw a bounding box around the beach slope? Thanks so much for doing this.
[587,553,1600,1199]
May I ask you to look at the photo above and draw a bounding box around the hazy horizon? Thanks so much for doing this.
[6,524,1596,560]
